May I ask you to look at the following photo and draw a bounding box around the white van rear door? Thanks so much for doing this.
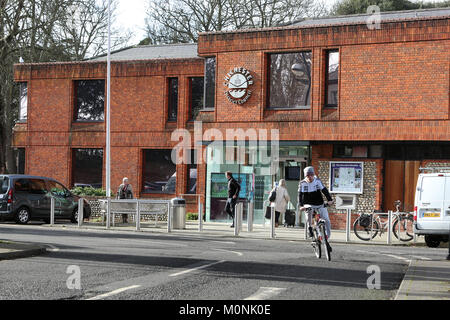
[418,175,445,229]
[444,177,450,225]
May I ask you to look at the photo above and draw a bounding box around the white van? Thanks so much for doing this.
[414,168,450,247]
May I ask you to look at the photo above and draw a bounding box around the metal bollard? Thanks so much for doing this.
[447,227,450,260]
[234,203,240,236]
[346,209,351,242]
[167,203,172,233]
[106,198,111,229]
[136,201,140,232]
[78,198,84,227]
[198,195,203,232]
[50,197,55,226]
[247,201,254,232]
[270,206,275,239]
[387,210,392,244]
[303,209,308,240]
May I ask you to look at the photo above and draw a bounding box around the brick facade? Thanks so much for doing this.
[12,12,450,226]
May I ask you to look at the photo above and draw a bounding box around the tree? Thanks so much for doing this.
[144,0,330,44]
[0,0,129,173]
[332,0,450,15]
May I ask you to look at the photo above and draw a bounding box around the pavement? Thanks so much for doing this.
[1,220,449,300]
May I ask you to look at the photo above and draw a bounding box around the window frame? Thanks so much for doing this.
[73,79,106,122]
[324,49,339,109]
[18,82,28,122]
[188,76,205,121]
[203,57,216,110]
[167,77,179,122]
[266,51,312,110]
[141,149,177,194]
[71,148,104,189]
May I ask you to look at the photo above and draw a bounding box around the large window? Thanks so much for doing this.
[268,52,312,109]
[204,57,216,109]
[168,77,178,122]
[186,149,197,194]
[72,149,103,188]
[190,77,204,120]
[325,50,339,108]
[19,82,27,121]
[142,149,176,194]
[74,80,105,121]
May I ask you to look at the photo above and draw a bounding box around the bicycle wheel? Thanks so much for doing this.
[353,217,380,241]
[392,215,414,241]
[320,224,331,261]
[312,229,321,259]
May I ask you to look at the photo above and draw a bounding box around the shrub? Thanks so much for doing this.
[186,212,198,220]
[70,187,106,197]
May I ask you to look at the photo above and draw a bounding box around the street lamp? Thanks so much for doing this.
[291,63,306,78]
[106,0,111,199]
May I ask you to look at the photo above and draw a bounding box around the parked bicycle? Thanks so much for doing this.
[302,204,331,261]
[353,200,414,242]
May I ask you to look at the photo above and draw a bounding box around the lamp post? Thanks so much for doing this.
[106,0,111,199]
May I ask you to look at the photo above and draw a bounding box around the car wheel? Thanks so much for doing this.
[16,207,31,224]
[424,235,441,248]
[71,208,78,223]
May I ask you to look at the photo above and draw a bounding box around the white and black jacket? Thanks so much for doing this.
[298,177,332,207]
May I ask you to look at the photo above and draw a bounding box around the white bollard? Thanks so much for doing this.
[167,203,172,233]
[78,198,84,227]
[387,210,392,244]
[136,200,140,232]
[106,198,111,229]
[50,197,55,226]
[198,195,203,232]
[247,201,254,232]
[270,206,275,239]
[346,209,351,242]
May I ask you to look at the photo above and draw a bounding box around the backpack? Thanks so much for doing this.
[269,187,277,202]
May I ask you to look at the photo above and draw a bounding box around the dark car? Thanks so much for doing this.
[0,175,91,224]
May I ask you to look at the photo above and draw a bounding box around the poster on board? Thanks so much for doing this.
[329,162,363,194]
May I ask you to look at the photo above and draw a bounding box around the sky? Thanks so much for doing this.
[114,0,341,46]
[113,0,443,46]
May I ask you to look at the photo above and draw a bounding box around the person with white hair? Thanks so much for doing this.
[298,166,334,250]
[117,177,133,223]
[269,179,291,227]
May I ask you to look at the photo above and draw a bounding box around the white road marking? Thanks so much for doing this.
[244,287,286,300]
[411,255,432,261]
[212,248,243,256]
[45,244,59,252]
[86,285,141,300]
[381,254,411,263]
[115,238,188,247]
[169,260,226,277]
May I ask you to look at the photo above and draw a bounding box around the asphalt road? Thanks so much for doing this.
[0,223,447,301]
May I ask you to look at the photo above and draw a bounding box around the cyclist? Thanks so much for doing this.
[298,166,334,249]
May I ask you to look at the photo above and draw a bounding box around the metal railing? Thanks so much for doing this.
[98,199,172,232]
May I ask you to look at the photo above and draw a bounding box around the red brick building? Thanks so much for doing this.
[12,8,450,227]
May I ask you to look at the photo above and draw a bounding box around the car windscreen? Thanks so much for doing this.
[0,177,9,194]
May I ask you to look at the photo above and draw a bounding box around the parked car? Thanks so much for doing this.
[414,169,450,247]
[0,174,91,224]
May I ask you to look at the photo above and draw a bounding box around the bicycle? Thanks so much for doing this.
[302,204,331,261]
[353,200,414,242]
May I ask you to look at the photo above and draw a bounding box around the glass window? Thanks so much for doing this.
[142,149,176,194]
[204,57,216,109]
[1,177,9,194]
[14,179,31,192]
[325,50,339,108]
[19,82,27,121]
[72,149,103,188]
[190,77,204,120]
[268,52,312,109]
[47,180,69,197]
[187,149,197,194]
[168,78,178,122]
[14,148,25,174]
[74,80,105,121]
[29,179,47,194]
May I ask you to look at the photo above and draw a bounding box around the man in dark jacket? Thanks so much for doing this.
[225,171,241,228]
